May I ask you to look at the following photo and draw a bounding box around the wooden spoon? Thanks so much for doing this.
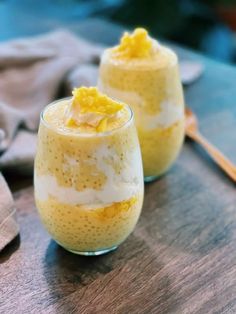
[185,107,236,182]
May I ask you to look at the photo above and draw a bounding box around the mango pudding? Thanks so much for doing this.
[98,28,185,181]
[34,87,144,255]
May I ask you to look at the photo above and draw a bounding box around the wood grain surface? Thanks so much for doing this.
[1,20,236,314]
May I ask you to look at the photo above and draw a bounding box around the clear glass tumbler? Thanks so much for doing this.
[99,46,185,182]
[34,98,144,255]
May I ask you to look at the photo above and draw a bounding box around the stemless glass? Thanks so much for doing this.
[34,98,144,256]
[98,47,185,182]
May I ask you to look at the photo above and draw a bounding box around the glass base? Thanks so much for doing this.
[144,175,160,183]
[66,245,118,256]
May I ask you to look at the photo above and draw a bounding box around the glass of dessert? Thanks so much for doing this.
[34,87,144,255]
[98,28,185,182]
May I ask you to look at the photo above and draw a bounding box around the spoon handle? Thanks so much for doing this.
[187,131,236,182]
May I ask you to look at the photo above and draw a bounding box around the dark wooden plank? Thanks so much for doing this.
[1,158,236,314]
[1,19,236,314]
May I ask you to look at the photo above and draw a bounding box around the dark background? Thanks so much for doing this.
[0,0,236,63]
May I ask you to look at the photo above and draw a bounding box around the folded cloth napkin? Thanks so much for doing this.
[0,29,103,251]
[0,173,18,251]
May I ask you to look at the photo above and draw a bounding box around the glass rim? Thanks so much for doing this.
[40,97,134,138]
[100,44,178,72]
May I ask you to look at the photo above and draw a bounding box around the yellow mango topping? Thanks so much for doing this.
[96,196,137,220]
[72,87,123,115]
[65,87,124,132]
[112,28,152,59]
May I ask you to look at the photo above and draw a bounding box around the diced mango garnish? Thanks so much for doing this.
[65,116,76,127]
[96,118,108,132]
[96,196,137,220]
[65,87,124,132]
[112,28,152,59]
[72,87,123,115]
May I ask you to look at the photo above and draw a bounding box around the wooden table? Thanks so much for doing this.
[1,20,236,314]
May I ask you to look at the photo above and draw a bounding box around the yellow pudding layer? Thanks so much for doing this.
[35,87,143,252]
[36,194,142,252]
[99,28,185,178]
[139,121,184,176]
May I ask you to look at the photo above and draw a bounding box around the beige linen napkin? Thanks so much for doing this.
[0,30,102,251]
[0,173,18,251]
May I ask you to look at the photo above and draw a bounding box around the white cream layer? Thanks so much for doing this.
[98,81,184,130]
[35,145,143,208]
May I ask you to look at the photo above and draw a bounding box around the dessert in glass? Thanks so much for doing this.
[34,87,144,255]
[98,28,185,182]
